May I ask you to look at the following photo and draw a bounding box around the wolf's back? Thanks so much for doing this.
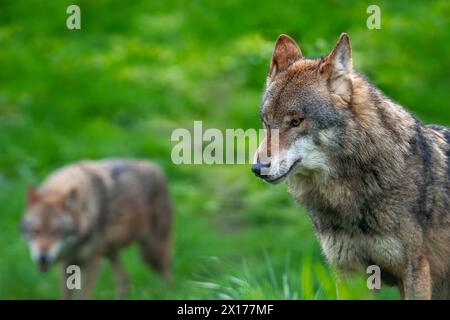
[40,158,172,234]
[100,158,173,234]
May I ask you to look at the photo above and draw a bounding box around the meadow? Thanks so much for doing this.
[0,0,449,299]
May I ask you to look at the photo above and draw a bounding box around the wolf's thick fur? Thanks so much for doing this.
[253,34,450,299]
[21,159,173,299]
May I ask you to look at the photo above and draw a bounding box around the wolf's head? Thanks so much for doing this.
[253,33,355,184]
[21,187,78,272]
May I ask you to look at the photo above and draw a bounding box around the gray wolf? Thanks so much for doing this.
[252,33,450,299]
[21,158,173,299]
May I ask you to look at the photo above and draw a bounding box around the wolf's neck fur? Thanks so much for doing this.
[287,73,418,227]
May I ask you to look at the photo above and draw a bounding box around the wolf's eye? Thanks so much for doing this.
[290,118,303,127]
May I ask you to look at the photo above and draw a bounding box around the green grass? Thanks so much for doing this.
[0,0,449,299]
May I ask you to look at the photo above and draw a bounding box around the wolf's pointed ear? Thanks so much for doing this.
[324,33,352,74]
[268,34,302,79]
[320,33,353,104]
[27,186,40,205]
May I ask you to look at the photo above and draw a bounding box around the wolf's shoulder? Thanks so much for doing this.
[40,161,95,193]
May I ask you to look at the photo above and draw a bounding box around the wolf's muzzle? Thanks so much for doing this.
[251,162,271,178]
[38,253,50,272]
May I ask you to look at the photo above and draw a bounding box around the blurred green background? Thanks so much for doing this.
[0,0,449,299]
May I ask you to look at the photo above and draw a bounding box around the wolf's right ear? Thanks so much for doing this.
[268,34,302,79]
[27,187,40,206]
[319,33,353,105]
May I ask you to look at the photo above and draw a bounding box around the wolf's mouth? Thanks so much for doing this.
[37,254,51,272]
[265,158,302,184]
[38,261,49,272]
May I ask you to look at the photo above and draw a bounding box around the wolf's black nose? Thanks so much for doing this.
[251,162,270,177]
[39,254,48,265]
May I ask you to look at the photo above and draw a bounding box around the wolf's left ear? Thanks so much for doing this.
[268,34,303,79]
[320,33,353,104]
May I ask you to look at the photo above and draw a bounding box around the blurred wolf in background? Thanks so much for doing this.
[252,33,450,299]
[21,159,173,299]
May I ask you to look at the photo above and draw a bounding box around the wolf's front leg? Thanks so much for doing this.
[108,253,130,298]
[402,254,432,300]
[79,256,101,300]
[60,263,75,300]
